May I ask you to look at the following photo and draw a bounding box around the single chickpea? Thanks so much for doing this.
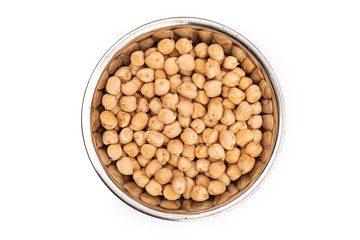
[207,98,224,121]
[190,103,205,120]
[192,73,206,89]
[140,82,155,98]
[154,69,166,80]
[246,141,263,158]
[156,148,170,165]
[208,44,225,61]
[235,129,254,148]
[130,50,145,67]
[129,112,148,131]
[163,121,182,138]
[196,159,210,172]
[228,87,245,105]
[145,180,163,196]
[194,58,206,75]
[167,139,183,156]
[222,85,231,98]
[136,98,149,113]
[251,101,262,115]
[177,101,194,117]
[148,97,162,114]
[119,127,133,144]
[205,59,221,79]
[202,128,219,146]
[219,130,236,150]
[169,74,182,93]
[145,130,165,147]
[231,46,246,62]
[145,52,164,69]
[209,162,226,179]
[208,143,226,161]
[177,82,197,99]
[116,156,134,175]
[145,160,162,178]
[140,144,157,159]
[222,71,240,87]
[223,56,239,70]
[119,96,137,112]
[172,175,186,194]
[163,184,181,200]
[229,121,247,134]
[129,63,142,76]
[116,111,130,128]
[175,38,193,54]
[237,154,256,174]
[184,161,199,178]
[144,47,157,57]
[261,99,273,114]
[121,81,137,96]
[183,177,195,199]
[227,164,242,181]
[258,80,272,99]
[157,39,175,54]
[237,175,251,191]
[168,155,179,168]
[164,57,179,75]
[107,144,122,160]
[147,116,164,132]
[225,148,241,164]
[261,131,272,147]
[214,124,228,133]
[194,90,209,105]
[136,68,155,82]
[182,144,195,161]
[100,110,118,130]
[180,128,198,145]
[220,108,236,126]
[262,114,274,131]
[102,94,117,111]
[176,54,195,71]
[245,84,262,103]
[102,130,118,145]
[190,119,206,134]
[132,170,150,188]
[219,173,231,186]
[155,168,173,185]
[231,67,246,78]
[123,182,143,197]
[247,115,263,129]
[191,185,209,201]
[208,180,226,195]
[235,101,253,121]
[196,175,211,188]
[122,142,138,157]
[105,76,121,95]
[115,67,131,82]
[239,77,253,91]
[162,93,179,111]
[137,154,150,167]
[240,57,256,74]
[194,42,208,58]
[195,145,209,159]
[159,200,181,210]
[156,108,176,125]
[177,157,192,171]
[154,78,170,96]
[204,80,222,98]
[110,105,121,116]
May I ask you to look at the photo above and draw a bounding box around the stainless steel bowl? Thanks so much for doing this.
[81,17,285,221]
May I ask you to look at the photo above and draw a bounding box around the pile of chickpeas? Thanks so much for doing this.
[93,29,274,210]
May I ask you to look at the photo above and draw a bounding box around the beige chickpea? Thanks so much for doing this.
[262,114,274,131]
[168,155,179,167]
[177,157,192,171]
[154,69,167,79]
[245,84,262,103]
[208,180,226,195]
[237,175,251,191]
[119,127,133,144]
[159,200,181,210]
[156,148,170,165]
[190,103,205,120]
[241,58,256,74]
[239,77,253,91]
[204,59,221,79]
[172,175,187,194]
[222,85,231,98]
[106,76,121,95]
[235,101,253,121]
[148,97,162,114]
[140,82,155,98]
[235,129,254,148]
[222,72,240,87]
[119,96,137,112]
[163,121,182,138]
[156,108,176,125]
[194,90,209,105]
[209,162,226,179]
[163,184,181,200]
[196,159,210,172]
[207,98,224,121]
[190,119,206,134]
[176,54,195,71]
[157,38,175,54]
[227,164,242,181]
[247,115,263,129]
[219,173,231,186]
[116,156,134,175]
[195,145,209,159]
[192,73,206,89]
[162,93,178,111]
[130,50,145,67]
[194,58,206,75]
[245,141,263,157]
[167,139,183,156]
[191,185,209,201]
[121,81,137,96]
[228,87,245,105]
[225,148,241,164]
[140,144,157,159]
[175,38,193,54]
[148,116,164,131]
[231,67,246,78]
[145,180,163,196]
[177,82,197,99]
[132,170,150,188]
[259,80,272,99]
[208,143,226,161]
[251,101,262,115]
[129,63,142,76]
[117,111,131,128]
[133,131,146,147]
[169,74,182,93]
[144,47,157,57]
[137,154,150,167]
[229,121,247,134]
[219,130,236,150]
[196,175,211,189]
[183,177,195,199]
[261,99,273,114]
[177,101,194,117]
[107,144,122,160]
[123,142,138,157]
[204,80,222,98]
[145,160,162,177]
[202,128,219,146]
[231,46,246,62]
[123,182,143,197]
[164,57,179,75]
[145,130,164,147]
[237,154,256,174]
[223,56,239,70]
[155,168,173,185]
[100,110,118,130]
[136,68,155,82]
[185,161,199,178]
[220,108,236,126]
[180,128,198,145]
[154,78,170,96]
[214,124,228,133]
[222,98,236,110]
[182,145,195,161]
[102,130,118,145]
[115,67,131,82]
[140,192,160,206]
[136,98,149,113]
[194,42,208,58]
[145,52,164,69]
[261,131,272,147]
[110,105,121,116]
[208,44,225,61]
[129,112,148,131]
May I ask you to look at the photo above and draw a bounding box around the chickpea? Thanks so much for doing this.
[116,111,130,128]
[189,103,205,120]
[222,72,240,87]
[241,57,256,74]
[145,52,164,69]
[208,143,226,161]
[204,80,222,97]
[144,47,157,57]
[245,141,263,158]
[176,54,195,71]
[260,99,273,114]
[237,154,256,174]
[227,164,242,181]
[118,127,133,144]
[189,119,205,134]
[147,116,164,132]
[156,148,170,165]
[163,121,182,138]
[194,42,208,58]
[106,76,121,95]
[132,170,150,188]
[123,142,138,157]
[145,130,165,147]
[167,139,183,156]
[235,101,253,121]
[148,97,162,114]
[169,74,182,93]
[228,87,245,105]
[208,44,225,61]
[162,93,179,111]
[137,154,150,167]
[191,185,209,202]
[115,66,131,82]
[140,193,161,206]
[119,96,137,112]
[137,68,155,82]
[130,50,145,67]
[222,85,230,98]
[175,38,193,54]
[140,82,155,98]
[163,184,181,200]
[196,175,211,188]
[121,81,137,96]
[106,143,122,161]
[180,128,198,145]
[207,98,223,121]
[164,57,179,75]
[194,90,209,105]
[231,67,246,78]
[235,129,254,148]
[209,162,226,179]
[102,130,118,145]
[185,161,199,178]
[245,84,262,103]
[195,144,208,159]
[116,156,134,175]
[177,82,197,99]
[262,114,274,131]
[159,200,181,210]
[140,144,156,159]
[208,180,226,195]
[145,160,162,177]
[154,78,170,96]
[239,77,252,91]
[135,98,148,113]
[177,101,194,117]
[172,176,186,194]
[220,108,235,126]
[129,63,142,76]
[181,145,195,161]
[183,177,195,199]
[100,110,118,130]
[132,131,145,147]
[219,173,231,186]
[194,58,206,74]
[196,159,210,172]
[247,115,263,129]
[145,180,163,196]
[155,168,173,185]
[157,39,175,54]
[110,105,121,116]
[261,131,272,147]
[168,155,179,167]
[177,157,191,171]
[218,130,236,150]
[202,128,219,146]
[192,73,206,89]
[251,101,262,115]
[156,108,176,125]
[222,99,235,111]
[225,148,240,164]
[205,59,221,79]
[129,112,148,131]
[223,56,239,70]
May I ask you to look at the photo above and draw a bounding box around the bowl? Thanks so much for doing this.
[81,17,285,221]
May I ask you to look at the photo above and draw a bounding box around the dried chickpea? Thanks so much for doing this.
[119,127,133,144]
[177,82,197,99]
[231,67,246,78]
[262,114,274,131]
[204,80,222,97]
[159,200,181,209]
[156,148,170,165]
[222,72,240,87]
[183,177,195,199]
[133,131,146,146]
[245,84,262,103]
[116,156,134,175]
[196,175,211,188]
[115,67,131,82]
[121,81,138,96]
[176,54,195,71]
[208,143,226,161]
[184,161,199,178]
[222,85,230,98]
[148,97,162,114]
[194,42,208,58]
[236,129,254,148]
[140,193,160,206]
[157,39,175,54]
[163,121,182,138]
[140,82,155,98]
[178,157,191,171]
[196,159,210,172]
[175,38,193,54]
[191,185,209,201]
[107,144,122,161]
[195,144,208,159]
[157,108,176,125]
[162,93,178,111]
[100,110,118,130]
[167,139,183,156]
[172,176,186,194]
[261,131,272,147]
[227,164,242,181]
[247,115,263,129]
[180,128,198,145]
[163,184,181,200]
[191,103,206,119]
[164,57,179,75]
[208,180,226,195]
[141,144,156,159]
[155,168,173,185]
[123,182,143,197]
[228,87,245,105]
[102,130,118,145]
[130,50,145,67]
[219,131,236,150]
[154,78,170,96]
[145,160,162,177]
[251,101,262,115]
[130,112,148,131]
[208,44,225,61]
[235,101,253,121]
[237,154,256,174]
[214,124,228,133]
[219,173,231,186]
[123,142,139,157]
[220,109,236,126]
[225,148,240,164]
[194,58,206,74]
[145,52,164,69]
[190,119,206,134]
[261,99,273,114]
[207,98,223,121]
[137,154,150,167]
[241,57,256,74]
[133,170,150,188]
[202,128,219,146]
[169,74,182,93]
[223,56,239,70]
[204,59,221,79]
[192,73,206,89]
[177,101,193,117]
[117,111,131,128]
[259,80,272,99]
[144,47,157,57]
[105,76,121,95]
[239,77,253,91]
[222,98,236,110]
[194,90,209,105]
[119,96,137,112]
[110,105,121,116]
[136,98,149,112]
[146,180,163,196]
[182,144,195,161]
[245,141,263,158]
[148,116,164,131]
[137,68,154,82]
[209,162,226,179]
[145,130,164,147]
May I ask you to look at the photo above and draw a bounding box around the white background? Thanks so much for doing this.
[1,0,359,239]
